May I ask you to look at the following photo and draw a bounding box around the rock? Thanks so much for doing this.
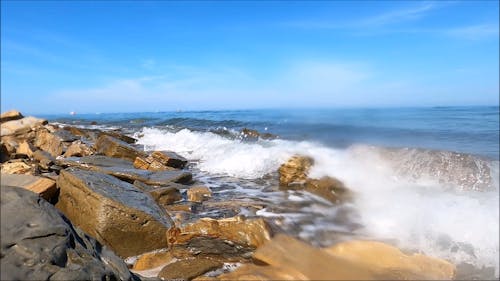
[0,109,23,123]
[16,140,36,157]
[305,176,352,204]
[59,155,192,185]
[134,151,187,171]
[55,168,174,257]
[0,186,140,281]
[241,128,261,138]
[133,250,174,271]
[64,140,94,157]
[34,130,64,157]
[324,240,456,280]
[187,186,212,202]
[217,263,302,280]
[100,130,137,144]
[176,216,272,248]
[178,236,254,261]
[0,142,9,162]
[33,150,56,170]
[1,136,19,155]
[149,186,182,207]
[134,156,151,170]
[278,155,314,186]
[53,129,79,142]
[0,161,32,175]
[166,202,195,212]
[0,116,47,136]
[158,258,223,281]
[0,173,58,201]
[95,135,144,161]
[253,234,375,280]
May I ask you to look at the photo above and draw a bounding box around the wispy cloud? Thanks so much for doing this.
[446,24,499,40]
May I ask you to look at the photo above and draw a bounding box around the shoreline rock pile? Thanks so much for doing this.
[1,110,456,280]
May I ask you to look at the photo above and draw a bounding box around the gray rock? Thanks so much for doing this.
[0,186,141,281]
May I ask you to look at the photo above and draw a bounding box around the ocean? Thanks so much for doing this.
[43,106,499,279]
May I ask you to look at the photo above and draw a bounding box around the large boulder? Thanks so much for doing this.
[63,140,94,157]
[134,151,187,171]
[55,168,174,257]
[304,176,352,204]
[0,116,47,136]
[278,155,314,186]
[95,135,144,161]
[0,109,23,123]
[34,130,65,157]
[0,186,140,281]
[0,173,57,201]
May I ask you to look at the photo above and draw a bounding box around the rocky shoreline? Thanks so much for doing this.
[1,110,457,280]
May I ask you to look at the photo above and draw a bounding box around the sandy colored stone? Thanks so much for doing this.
[16,140,35,157]
[0,173,57,200]
[33,150,55,170]
[324,240,456,280]
[132,250,174,271]
[305,176,351,203]
[1,116,47,136]
[34,130,64,157]
[177,216,272,248]
[158,258,223,281]
[0,110,23,123]
[150,151,187,169]
[217,263,303,280]
[133,156,150,170]
[0,162,32,175]
[95,135,143,161]
[99,130,137,144]
[149,186,182,207]
[278,155,314,186]
[64,140,94,157]
[55,169,173,257]
[187,186,212,202]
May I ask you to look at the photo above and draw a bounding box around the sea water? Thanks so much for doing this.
[45,106,499,279]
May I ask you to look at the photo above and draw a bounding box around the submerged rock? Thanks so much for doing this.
[305,176,352,203]
[0,173,58,201]
[187,186,212,202]
[158,258,223,281]
[95,135,144,161]
[0,186,140,281]
[55,168,173,257]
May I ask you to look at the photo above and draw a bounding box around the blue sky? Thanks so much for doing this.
[1,1,499,114]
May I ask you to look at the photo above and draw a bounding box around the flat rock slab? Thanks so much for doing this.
[59,155,192,185]
[158,258,222,281]
[0,173,57,200]
[95,135,144,161]
[0,186,139,281]
[0,116,47,136]
[0,110,23,123]
[55,168,174,257]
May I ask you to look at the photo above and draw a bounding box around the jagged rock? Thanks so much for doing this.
[0,186,140,281]
[305,176,352,203]
[158,258,223,281]
[253,234,376,280]
[95,135,144,161]
[324,240,456,280]
[134,156,151,170]
[278,155,314,186]
[55,168,173,257]
[133,250,174,271]
[149,186,182,207]
[99,130,137,144]
[0,161,33,175]
[0,173,58,201]
[135,151,187,171]
[58,156,192,185]
[176,216,272,248]
[187,186,212,202]
[34,130,64,157]
[0,116,47,136]
[33,150,56,170]
[64,140,94,157]
[16,140,36,157]
[0,109,23,123]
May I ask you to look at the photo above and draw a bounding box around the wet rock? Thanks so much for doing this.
[55,168,173,257]
[158,258,223,281]
[133,250,174,271]
[64,140,94,157]
[253,234,376,280]
[166,202,196,212]
[33,150,56,170]
[177,216,272,248]
[100,130,137,144]
[217,263,302,280]
[95,134,144,161]
[0,161,33,175]
[240,128,278,140]
[0,173,58,201]
[34,130,64,157]
[0,109,23,123]
[278,155,314,186]
[324,240,456,280]
[305,176,352,203]
[16,140,36,158]
[149,186,182,207]
[187,186,212,202]
[0,186,140,281]
[0,116,47,136]
[135,151,187,171]
[182,236,254,261]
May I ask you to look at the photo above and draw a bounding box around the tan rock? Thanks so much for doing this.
[16,140,36,157]
[217,263,303,280]
[34,130,64,157]
[187,186,212,202]
[1,116,47,136]
[55,169,173,257]
[99,130,137,144]
[324,240,456,280]
[177,216,272,248]
[0,173,57,201]
[63,140,94,157]
[0,161,32,175]
[133,156,150,170]
[1,136,19,155]
[95,135,144,161]
[149,186,182,207]
[0,110,23,123]
[253,234,376,280]
[33,150,55,170]
[305,176,351,203]
[158,258,223,281]
[278,155,314,186]
[149,151,187,169]
[132,250,174,271]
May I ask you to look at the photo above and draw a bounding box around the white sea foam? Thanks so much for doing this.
[136,127,499,276]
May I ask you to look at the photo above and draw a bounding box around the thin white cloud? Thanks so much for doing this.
[446,24,499,40]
